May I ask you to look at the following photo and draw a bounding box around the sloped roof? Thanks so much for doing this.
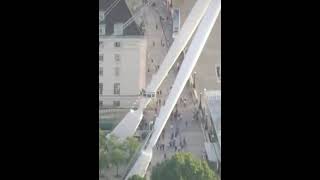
[99,0,142,36]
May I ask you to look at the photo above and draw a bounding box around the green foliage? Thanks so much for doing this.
[151,153,217,180]
[99,132,141,177]
[99,129,109,176]
[110,147,128,176]
[128,174,146,180]
[99,129,106,150]
[125,137,140,158]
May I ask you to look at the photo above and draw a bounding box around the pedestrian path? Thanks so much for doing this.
[111,0,212,140]
[150,86,206,168]
[125,0,221,178]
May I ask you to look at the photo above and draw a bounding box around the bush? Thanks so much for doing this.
[128,174,146,180]
[151,153,217,180]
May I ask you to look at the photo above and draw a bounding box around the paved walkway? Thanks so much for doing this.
[150,85,206,167]
[123,0,215,178]
[144,2,173,85]
[173,0,221,93]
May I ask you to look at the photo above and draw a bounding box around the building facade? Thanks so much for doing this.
[99,0,147,122]
[99,37,146,109]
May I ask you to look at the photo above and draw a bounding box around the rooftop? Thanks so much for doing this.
[99,0,143,36]
[205,90,221,146]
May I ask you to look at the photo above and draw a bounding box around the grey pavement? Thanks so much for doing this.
[139,2,207,178]
[173,0,221,93]
[109,1,209,179]
[149,85,206,168]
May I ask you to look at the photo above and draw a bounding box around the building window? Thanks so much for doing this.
[99,55,103,62]
[99,24,106,36]
[114,23,123,36]
[99,41,104,49]
[113,101,120,107]
[115,67,120,76]
[114,42,121,47]
[99,11,105,22]
[114,54,120,62]
[114,83,120,95]
[215,64,221,82]
[99,83,103,95]
[99,101,103,108]
[99,67,103,76]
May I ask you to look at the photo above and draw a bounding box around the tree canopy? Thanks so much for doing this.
[99,130,141,177]
[124,136,140,157]
[128,174,146,180]
[151,153,217,180]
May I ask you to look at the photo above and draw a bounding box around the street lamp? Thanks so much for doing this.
[193,72,197,88]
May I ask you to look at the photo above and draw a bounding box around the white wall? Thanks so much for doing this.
[99,37,147,107]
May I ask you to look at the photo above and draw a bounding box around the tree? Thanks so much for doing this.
[128,174,146,180]
[100,134,141,178]
[99,129,108,176]
[125,137,140,158]
[99,149,108,176]
[105,135,128,177]
[110,147,128,177]
[99,129,107,150]
[151,153,217,180]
